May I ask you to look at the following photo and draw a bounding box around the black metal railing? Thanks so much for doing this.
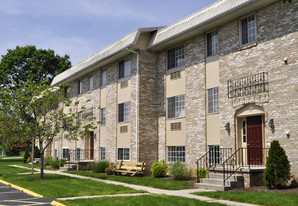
[60,149,94,169]
[228,72,268,99]
[222,147,268,186]
[196,148,232,182]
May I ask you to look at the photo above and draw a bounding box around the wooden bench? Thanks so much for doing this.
[114,161,146,176]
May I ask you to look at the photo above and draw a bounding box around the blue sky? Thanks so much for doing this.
[0,0,217,66]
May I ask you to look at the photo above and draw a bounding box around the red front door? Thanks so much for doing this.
[90,132,94,160]
[247,116,263,165]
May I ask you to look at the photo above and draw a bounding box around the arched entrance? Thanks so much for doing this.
[235,104,266,166]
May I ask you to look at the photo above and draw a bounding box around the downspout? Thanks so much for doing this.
[126,48,139,162]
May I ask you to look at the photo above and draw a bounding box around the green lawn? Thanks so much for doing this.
[0,159,144,198]
[193,191,298,206]
[67,171,190,190]
[60,194,224,206]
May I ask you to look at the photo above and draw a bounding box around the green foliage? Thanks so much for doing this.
[282,0,292,3]
[4,147,20,156]
[44,156,54,166]
[50,160,60,169]
[170,161,193,180]
[34,146,41,158]
[23,147,31,163]
[91,160,110,173]
[196,168,209,182]
[105,162,117,175]
[150,160,168,177]
[59,160,67,167]
[0,45,71,89]
[264,140,291,188]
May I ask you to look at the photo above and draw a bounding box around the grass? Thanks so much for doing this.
[67,171,190,190]
[193,191,298,206]
[0,159,144,198]
[60,194,224,206]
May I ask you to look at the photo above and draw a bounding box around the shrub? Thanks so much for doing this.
[44,156,54,166]
[105,162,117,175]
[170,161,193,180]
[196,168,209,182]
[5,147,20,156]
[50,160,60,169]
[34,146,40,158]
[23,148,30,163]
[150,160,168,177]
[59,160,67,167]
[264,140,291,189]
[91,160,110,173]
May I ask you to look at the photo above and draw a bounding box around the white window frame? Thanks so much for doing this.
[167,44,185,70]
[62,147,69,159]
[100,147,106,160]
[117,147,130,161]
[167,146,185,162]
[119,59,131,79]
[207,87,219,114]
[118,102,130,123]
[101,70,107,87]
[78,80,82,95]
[167,95,185,119]
[240,14,256,46]
[101,108,106,126]
[206,30,218,57]
[88,76,94,91]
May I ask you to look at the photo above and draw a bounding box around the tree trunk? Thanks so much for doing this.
[39,141,44,179]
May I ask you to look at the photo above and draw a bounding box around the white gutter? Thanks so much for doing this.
[126,48,139,162]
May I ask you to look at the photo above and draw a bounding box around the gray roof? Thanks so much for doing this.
[51,27,160,86]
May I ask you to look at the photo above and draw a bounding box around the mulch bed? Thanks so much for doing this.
[230,185,298,194]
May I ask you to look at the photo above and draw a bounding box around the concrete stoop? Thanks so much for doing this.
[59,163,77,171]
[195,172,244,191]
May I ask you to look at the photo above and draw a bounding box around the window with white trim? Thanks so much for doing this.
[101,108,106,126]
[207,31,218,56]
[207,87,219,114]
[167,95,185,119]
[88,76,94,91]
[117,148,130,161]
[75,148,81,160]
[118,102,130,122]
[100,147,106,160]
[167,146,185,162]
[78,80,82,95]
[167,45,185,70]
[101,70,107,87]
[62,148,69,159]
[119,59,131,79]
[241,15,256,45]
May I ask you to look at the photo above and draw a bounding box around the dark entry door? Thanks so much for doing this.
[90,132,94,160]
[246,116,263,165]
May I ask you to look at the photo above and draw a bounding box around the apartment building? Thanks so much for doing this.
[50,0,298,184]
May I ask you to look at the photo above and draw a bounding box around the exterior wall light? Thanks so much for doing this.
[225,122,230,131]
[268,119,274,129]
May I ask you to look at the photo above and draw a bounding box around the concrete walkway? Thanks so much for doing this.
[11,165,257,206]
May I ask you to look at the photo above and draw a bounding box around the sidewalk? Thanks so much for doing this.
[11,165,257,206]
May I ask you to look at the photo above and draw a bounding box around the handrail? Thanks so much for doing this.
[222,147,268,186]
[196,148,232,182]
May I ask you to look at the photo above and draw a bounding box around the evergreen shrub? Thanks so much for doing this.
[150,160,168,178]
[170,161,192,180]
[91,160,110,173]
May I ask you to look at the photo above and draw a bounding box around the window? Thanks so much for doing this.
[242,120,246,143]
[101,108,106,126]
[119,59,131,79]
[62,148,69,159]
[167,95,185,119]
[118,102,130,122]
[101,70,107,87]
[88,76,94,91]
[78,80,82,95]
[167,146,185,162]
[207,31,218,56]
[241,15,256,45]
[100,147,106,160]
[75,148,81,160]
[208,145,220,165]
[64,86,70,98]
[83,108,93,121]
[117,148,130,161]
[54,149,57,158]
[207,88,219,114]
[167,45,185,70]
[63,120,69,131]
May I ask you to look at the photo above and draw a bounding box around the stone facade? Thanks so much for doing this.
[51,0,298,181]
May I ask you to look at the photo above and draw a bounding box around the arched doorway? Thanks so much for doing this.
[235,104,266,166]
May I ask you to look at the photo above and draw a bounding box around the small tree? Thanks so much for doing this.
[264,140,291,188]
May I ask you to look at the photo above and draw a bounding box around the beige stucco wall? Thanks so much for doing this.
[166,119,186,146]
